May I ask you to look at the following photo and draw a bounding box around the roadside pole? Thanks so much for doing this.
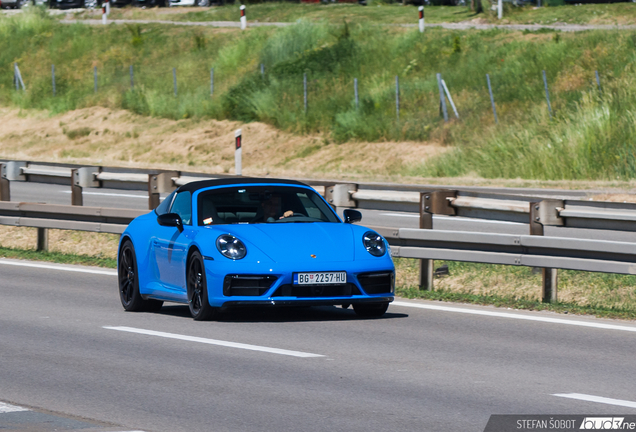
[542,70,553,119]
[437,73,448,122]
[235,129,242,176]
[395,75,400,122]
[486,74,498,124]
[52,65,56,96]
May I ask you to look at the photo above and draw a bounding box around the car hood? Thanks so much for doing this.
[218,222,356,264]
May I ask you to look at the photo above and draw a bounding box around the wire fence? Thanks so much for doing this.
[7,59,606,127]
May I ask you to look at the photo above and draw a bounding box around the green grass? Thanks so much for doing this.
[0,246,117,268]
[68,2,636,26]
[5,9,636,180]
[395,258,636,320]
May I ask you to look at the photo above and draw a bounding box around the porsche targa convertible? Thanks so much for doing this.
[118,178,395,320]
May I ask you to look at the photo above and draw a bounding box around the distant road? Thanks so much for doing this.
[56,18,636,32]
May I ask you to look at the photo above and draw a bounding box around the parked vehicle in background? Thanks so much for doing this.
[110,0,168,7]
[51,0,99,8]
[167,0,212,7]
[0,0,29,9]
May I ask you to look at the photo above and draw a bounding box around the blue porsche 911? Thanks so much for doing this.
[118,178,395,320]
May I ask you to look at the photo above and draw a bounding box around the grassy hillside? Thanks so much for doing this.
[3,8,636,181]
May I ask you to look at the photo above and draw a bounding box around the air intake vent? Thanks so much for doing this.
[223,275,277,297]
[357,272,394,294]
[273,283,360,298]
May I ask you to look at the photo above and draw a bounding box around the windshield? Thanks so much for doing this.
[197,186,340,225]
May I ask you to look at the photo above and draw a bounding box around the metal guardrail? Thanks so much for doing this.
[0,159,592,208]
[0,202,144,234]
[367,225,636,303]
[373,227,636,276]
[4,160,636,232]
[0,201,144,252]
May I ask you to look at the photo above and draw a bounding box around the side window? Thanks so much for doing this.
[170,191,192,225]
[155,191,176,216]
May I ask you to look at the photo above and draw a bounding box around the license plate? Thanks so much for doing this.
[294,272,347,285]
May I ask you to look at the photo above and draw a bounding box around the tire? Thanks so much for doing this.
[187,251,217,321]
[353,302,389,318]
[118,239,163,312]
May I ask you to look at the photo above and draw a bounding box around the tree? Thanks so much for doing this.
[471,0,483,13]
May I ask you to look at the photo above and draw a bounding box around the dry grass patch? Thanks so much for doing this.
[0,226,119,259]
[0,106,446,180]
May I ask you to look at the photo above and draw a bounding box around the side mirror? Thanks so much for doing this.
[343,209,362,224]
[157,213,183,232]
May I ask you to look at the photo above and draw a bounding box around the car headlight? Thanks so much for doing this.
[363,231,386,257]
[216,234,247,260]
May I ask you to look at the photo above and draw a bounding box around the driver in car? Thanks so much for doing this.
[261,195,293,222]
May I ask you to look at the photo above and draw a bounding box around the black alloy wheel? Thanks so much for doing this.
[187,251,217,321]
[118,240,163,312]
[352,302,389,318]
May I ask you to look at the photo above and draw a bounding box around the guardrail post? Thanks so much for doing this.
[325,184,358,208]
[419,190,457,290]
[148,171,179,210]
[419,192,434,290]
[531,201,563,303]
[0,163,10,201]
[5,161,26,181]
[71,169,83,206]
[36,228,48,252]
[72,167,101,206]
[148,174,160,210]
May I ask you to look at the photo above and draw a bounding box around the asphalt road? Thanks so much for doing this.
[1,260,636,432]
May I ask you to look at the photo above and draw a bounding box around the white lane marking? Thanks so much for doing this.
[553,393,636,409]
[61,191,148,199]
[0,259,117,276]
[379,213,524,225]
[380,213,420,218]
[0,402,30,413]
[392,301,636,333]
[436,215,523,225]
[104,326,324,358]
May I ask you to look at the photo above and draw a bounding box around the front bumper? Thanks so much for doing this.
[205,259,395,308]
[222,297,394,308]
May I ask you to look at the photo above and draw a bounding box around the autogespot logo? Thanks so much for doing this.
[580,417,629,430]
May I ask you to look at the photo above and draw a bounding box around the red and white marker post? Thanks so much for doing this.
[235,129,242,176]
[418,6,424,33]
[102,1,107,24]
[240,5,246,30]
